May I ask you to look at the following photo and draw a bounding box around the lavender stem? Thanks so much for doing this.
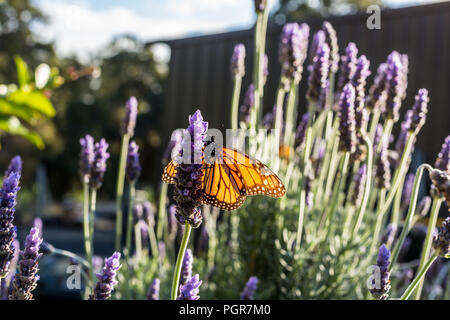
[170,222,192,300]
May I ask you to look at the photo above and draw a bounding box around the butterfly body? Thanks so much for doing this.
[162,147,286,211]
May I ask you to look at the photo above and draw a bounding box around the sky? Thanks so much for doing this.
[31,0,446,62]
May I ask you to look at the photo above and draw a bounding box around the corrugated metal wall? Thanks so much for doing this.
[156,2,450,164]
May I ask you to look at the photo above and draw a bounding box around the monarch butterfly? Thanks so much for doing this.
[162,146,286,211]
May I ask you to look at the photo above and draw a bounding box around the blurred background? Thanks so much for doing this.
[0,0,449,298]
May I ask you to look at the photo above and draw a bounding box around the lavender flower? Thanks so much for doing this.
[92,255,103,275]
[430,169,450,202]
[90,252,121,300]
[321,21,339,73]
[239,84,255,124]
[121,96,138,136]
[294,112,309,152]
[240,276,258,300]
[395,110,413,159]
[432,217,450,258]
[317,80,330,111]
[351,55,371,129]
[177,274,202,300]
[400,173,415,211]
[262,105,277,131]
[126,140,141,183]
[254,0,266,12]
[409,88,429,134]
[350,164,367,207]
[174,110,207,228]
[376,139,391,190]
[336,42,358,95]
[2,240,19,298]
[9,227,42,300]
[162,129,183,166]
[89,138,110,190]
[79,134,94,182]
[434,136,450,174]
[5,156,22,177]
[180,248,193,286]
[369,244,391,300]
[373,124,383,151]
[312,140,326,176]
[367,63,389,111]
[338,84,357,154]
[33,217,43,238]
[147,278,160,300]
[384,52,404,122]
[306,42,330,102]
[230,44,245,78]
[279,23,310,89]
[309,30,326,65]
[0,172,20,279]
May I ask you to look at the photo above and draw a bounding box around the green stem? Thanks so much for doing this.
[125,182,136,256]
[389,163,433,271]
[369,188,386,255]
[148,220,159,260]
[413,196,443,299]
[282,81,299,148]
[115,134,130,251]
[82,182,93,285]
[157,182,168,240]
[368,109,381,143]
[170,222,192,300]
[231,76,242,130]
[401,252,438,300]
[134,223,142,261]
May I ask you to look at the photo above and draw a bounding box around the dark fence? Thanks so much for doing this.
[154,2,449,164]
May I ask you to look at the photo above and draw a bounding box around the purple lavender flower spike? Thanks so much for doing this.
[162,129,183,166]
[121,96,138,136]
[33,217,43,238]
[90,252,121,300]
[177,274,202,300]
[79,134,94,182]
[254,0,266,13]
[317,80,329,112]
[376,139,391,190]
[321,21,339,73]
[147,278,160,300]
[92,255,103,275]
[9,227,42,300]
[239,84,255,124]
[395,110,413,159]
[5,156,22,177]
[384,52,404,122]
[336,42,358,95]
[230,44,246,79]
[240,276,258,300]
[262,105,277,131]
[279,23,309,90]
[309,30,326,64]
[433,217,450,258]
[350,164,367,207]
[401,173,415,211]
[307,42,330,102]
[294,112,310,152]
[367,62,389,111]
[434,136,450,174]
[0,172,20,279]
[174,110,207,228]
[180,248,193,286]
[89,138,110,190]
[126,140,141,183]
[338,84,357,154]
[408,88,429,134]
[369,244,391,300]
[352,55,371,128]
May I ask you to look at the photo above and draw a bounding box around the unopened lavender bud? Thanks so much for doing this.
[367,63,388,111]
[230,44,245,78]
[434,136,450,174]
[317,80,329,111]
[336,42,358,95]
[239,84,255,124]
[147,278,160,300]
[376,139,391,190]
[79,134,94,182]
[321,21,339,73]
[126,140,141,183]
[384,52,404,122]
[350,164,367,207]
[309,30,326,65]
[338,84,357,154]
[409,88,429,134]
[121,96,138,136]
[294,112,309,152]
[177,274,202,300]
[351,55,371,129]
[240,276,258,300]
[400,173,414,211]
[369,244,391,300]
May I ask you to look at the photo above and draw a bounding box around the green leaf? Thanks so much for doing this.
[0,116,44,149]
[0,98,35,121]
[8,90,56,117]
[14,55,31,88]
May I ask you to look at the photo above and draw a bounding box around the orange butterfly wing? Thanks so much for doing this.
[162,160,177,184]
[221,147,286,198]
